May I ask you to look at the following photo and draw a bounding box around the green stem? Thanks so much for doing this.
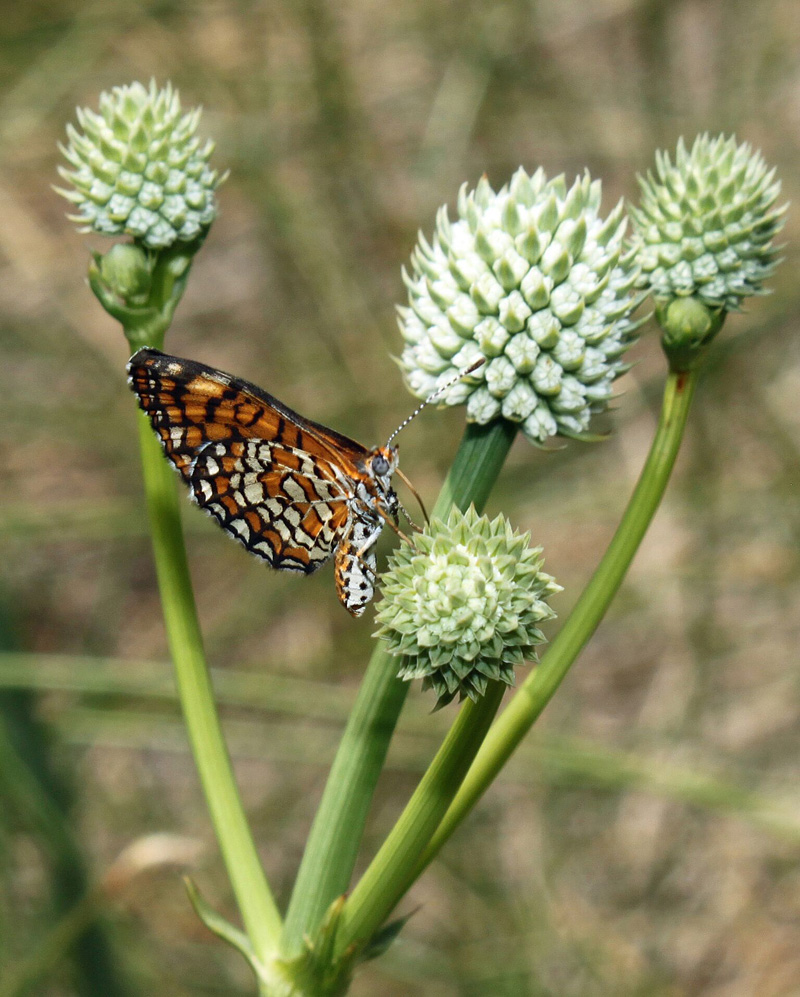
[418,367,699,870]
[281,419,517,956]
[107,238,281,960]
[428,419,519,520]
[137,414,282,960]
[335,681,506,954]
[280,639,407,957]
[330,367,697,953]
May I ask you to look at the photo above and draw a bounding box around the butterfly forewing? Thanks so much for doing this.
[127,348,398,615]
[127,348,370,478]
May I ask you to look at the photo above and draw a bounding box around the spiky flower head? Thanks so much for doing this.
[630,134,785,313]
[57,80,224,249]
[374,506,561,708]
[398,169,641,444]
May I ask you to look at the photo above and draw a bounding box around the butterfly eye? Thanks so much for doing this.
[372,454,390,476]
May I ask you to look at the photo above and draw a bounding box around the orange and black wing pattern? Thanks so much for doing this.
[187,439,351,573]
[127,347,369,480]
[127,348,358,573]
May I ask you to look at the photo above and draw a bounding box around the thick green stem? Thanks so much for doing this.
[281,419,517,956]
[137,414,282,960]
[428,419,519,520]
[418,368,699,869]
[335,681,506,954]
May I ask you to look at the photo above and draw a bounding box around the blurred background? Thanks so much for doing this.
[1,0,799,994]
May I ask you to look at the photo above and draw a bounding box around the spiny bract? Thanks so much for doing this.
[375,506,561,708]
[58,80,224,250]
[397,168,642,444]
[630,134,785,312]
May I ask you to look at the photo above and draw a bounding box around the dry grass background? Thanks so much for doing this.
[1,0,800,994]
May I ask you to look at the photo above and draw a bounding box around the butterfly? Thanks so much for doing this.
[128,348,412,616]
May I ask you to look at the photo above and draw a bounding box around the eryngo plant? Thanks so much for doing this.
[57,81,227,348]
[398,169,643,443]
[375,507,561,708]
[56,87,789,997]
[56,84,288,980]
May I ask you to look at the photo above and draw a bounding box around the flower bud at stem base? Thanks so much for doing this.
[656,296,725,373]
[87,234,207,352]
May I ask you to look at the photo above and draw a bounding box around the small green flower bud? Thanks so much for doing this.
[57,80,225,249]
[656,296,725,371]
[374,507,561,708]
[398,169,641,444]
[97,243,152,303]
[631,134,786,314]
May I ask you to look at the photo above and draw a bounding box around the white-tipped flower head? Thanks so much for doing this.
[375,506,561,708]
[398,169,641,443]
[58,81,224,249]
[631,135,785,312]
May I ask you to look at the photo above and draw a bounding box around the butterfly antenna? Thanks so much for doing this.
[384,358,485,447]
[384,358,484,527]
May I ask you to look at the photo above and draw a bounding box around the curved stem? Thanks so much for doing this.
[281,419,517,956]
[137,415,282,960]
[418,368,699,871]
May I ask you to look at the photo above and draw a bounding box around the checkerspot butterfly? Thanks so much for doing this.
[129,348,455,616]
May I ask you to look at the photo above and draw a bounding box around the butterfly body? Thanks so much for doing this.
[127,348,399,616]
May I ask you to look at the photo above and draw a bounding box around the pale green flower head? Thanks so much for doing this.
[375,506,561,708]
[630,134,785,313]
[57,80,225,249]
[397,169,642,444]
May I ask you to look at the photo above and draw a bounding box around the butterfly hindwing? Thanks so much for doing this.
[189,439,350,573]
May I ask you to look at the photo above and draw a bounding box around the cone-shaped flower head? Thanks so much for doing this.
[375,506,561,708]
[398,169,641,443]
[630,134,785,312]
[57,80,224,249]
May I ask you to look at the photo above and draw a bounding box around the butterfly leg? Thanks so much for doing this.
[394,466,429,526]
[351,523,382,584]
[396,497,423,533]
[373,504,411,544]
[353,552,379,581]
